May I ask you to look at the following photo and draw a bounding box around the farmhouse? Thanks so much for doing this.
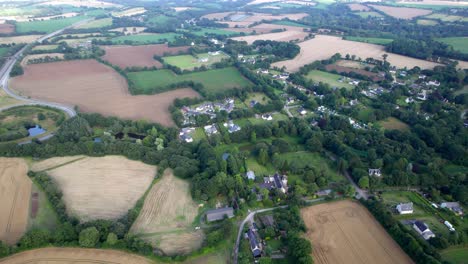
[261,173,288,193]
[440,202,464,216]
[206,207,234,222]
[246,171,256,180]
[246,227,262,258]
[369,168,382,177]
[204,124,218,135]
[224,120,241,133]
[396,202,413,214]
[413,220,435,240]
[261,114,273,121]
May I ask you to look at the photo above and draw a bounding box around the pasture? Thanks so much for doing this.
[101,44,189,69]
[305,70,354,89]
[0,35,41,45]
[436,37,468,54]
[162,52,229,70]
[417,19,438,25]
[272,35,440,72]
[112,7,146,17]
[10,60,199,126]
[0,158,31,245]
[369,5,432,19]
[345,36,394,45]
[441,246,468,264]
[32,44,58,51]
[130,170,203,255]
[230,30,308,44]
[15,16,87,33]
[301,200,413,264]
[0,90,21,108]
[425,13,468,22]
[128,67,251,95]
[45,156,156,221]
[378,117,410,131]
[111,33,181,45]
[76,17,112,29]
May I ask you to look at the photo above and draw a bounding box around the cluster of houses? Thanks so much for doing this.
[361,86,386,98]
[179,127,195,143]
[180,98,235,125]
[223,120,241,133]
[259,173,288,194]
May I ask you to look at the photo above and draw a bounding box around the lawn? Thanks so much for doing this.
[162,52,229,70]
[355,11,383,18]
[436,37,468,54]
[111,33,181,44]
[76,18,112,29]
[270,20,309,28]
[127,67,252,95]
[441,246,468,264]
[15,16,87,33]
[345,36,394,45]
[246,158,274,176]
[244,92,271,106]
[305,70,354,89]
[378,117,410,132]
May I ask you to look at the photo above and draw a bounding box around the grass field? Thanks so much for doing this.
[128,67,251,95]
[15,16,87,33]
[436,37,468,54]
[345,36,394,45]
[32,44,59,51]
[417,19,438,25]
[189,28,240,36]
[111,33,181,44]
[0,90,21,108]
[270,20,308,27]
[244,92,271,106]
[378,117,410,131]
[425,13,468,22]
[441,246,468,264]
[0,47,9,57]
[27,182,59,232]
[162,52,229,70]
[76,17,112,29]
[305,70,354,89]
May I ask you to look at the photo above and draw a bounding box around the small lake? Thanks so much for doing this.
[27,125,46,137]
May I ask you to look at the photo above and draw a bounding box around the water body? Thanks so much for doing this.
[27,125,46,137]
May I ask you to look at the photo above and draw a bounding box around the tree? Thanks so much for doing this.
[79,227,100,248]
[106,233,118,245]
[258,148,268,165]
[358,176,370,189]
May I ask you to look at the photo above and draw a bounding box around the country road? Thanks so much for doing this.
[0,18,92,118]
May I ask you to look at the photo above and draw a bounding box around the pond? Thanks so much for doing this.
[27,125,46,137]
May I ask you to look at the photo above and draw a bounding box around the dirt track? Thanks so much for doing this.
[0,158,31,245]
[301,200,414,264]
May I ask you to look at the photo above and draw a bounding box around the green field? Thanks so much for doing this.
[417,19,438,26]
[127,67,252,95]
[147,15,173,25]
[305,70,354,89]
[163,52,229,70]
[76,17,112,29]
[356,11,383,18]
[345,36,393,45]
[0,47,9,57]
[425,13,468,22]
[15,16,87,33]
[441,246,468,264]
[187,28,240,36]
[436,37,468,54]
[111,33,181,44]
[270,20,309,28]
[28,182,59,232]
[32,44,59,51]
[378,117,410,132]
[244,92,271,106]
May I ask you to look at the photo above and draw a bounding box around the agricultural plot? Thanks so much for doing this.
[344,36,393,45]
[35,0,121,8]
[15,16,87,33]
[75,17,112,29]
[0,90,21,108]
[188,28,240,36]
[101,44,189,69]
[436,37,468,54]
[305,70,354,89]
[27,183,59,232]
[231,30,308,44]
[11,60,199,126]
[0,35,41,45]
[45,156,156,221]
[301,200,414,264]
[111,33,181,45]
[348,3,371,11]
[441,246,468,264]
[21,53,64,66]
[0,158,32,245]
[369,5,432,19]
[162,52,229,70]
[128,67,252,95]
[417,19,438,25]
[202,12,308,28]
[425,13,468,22]
[227,22,305,34]
[130,170,203,255]
[355,11,383,18]
[272,35,440,72]
[378,117,410,131]
[112,7,146,17]
[32,44,58,51]
[0,23,14,34]
[397,0,468,7]
[0,248,153,264]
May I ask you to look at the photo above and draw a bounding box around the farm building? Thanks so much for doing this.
[206,207,234,222]
[413,220,435,240]
[440,202,464,216]
[261,173,288,193]
[396,202,413,215]
[246,227,262,258]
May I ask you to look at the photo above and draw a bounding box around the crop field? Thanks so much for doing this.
[272,35,440,72]
[417,19,438,25]
[436,37,468,54]
[44,156,155,221]
[305,70,354,89]
[112,7,146,17]
[188,28,240,36]
[202,12,308,27]
[130,169,203,255]
[228,22,305,34]
[128,67,252,95]
[162,52,229,70]
[301,200,414,264]
[397,0,468,7]
[31,44,58,51]
[0,158,32,245]
[101,44,189,69]
[0,35,41,45]
[11,60,199,126]
[425,13,468,22]
[378,117,410,131]
[36,0,121,8]
[0,248,153,264]
[0,23,14,34]
[76,17,112,29]
[111,33,181,44]
[369,5,432,19]
[348,3,370,11]
[31,155,85,172]
[231,30,308,44]
[325,64,383,81]
[345,36,393,45]
[15,16,87,33]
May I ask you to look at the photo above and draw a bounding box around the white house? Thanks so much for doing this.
[246,171,255,180]
[440,202,464,216]
[368,168,382,177]
[413,221,435,240]
[261,114,273,121]
[444,221,455,232]
[396,203,413,215]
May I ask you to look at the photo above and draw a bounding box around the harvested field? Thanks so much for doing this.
[31,155,85,172]
[174,7,191,12]
[13,12,78,22]
[130,169,202,255]
[231,30,308,44]
[36,0,121,8]
[0,23,14,34]
[348,3,370,11]
[301,200,414,264]
[272,35,440,72]
[369,5,432,19]
[202,12,308,27]
[0,247,153,264]
[46,156,155,221]
[0,35,40,45]
[112,7,146,17]
[32,44,58,51]
[10,60,200,126]
[325,64,384,82]
[247,0,281,5]
[20,53,64,66]
[228,22,305,34]
[0,158,32,245]
[335,60,366,69]
[101,44,189,69]
[109,26,147,34]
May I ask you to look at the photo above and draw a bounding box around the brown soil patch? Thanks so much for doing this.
[325,64,384,82]
[369,5,432,19]
[348,3,370,11]
[46,156,156,222]
[301,200,414,264]
[0,247,153,264]
[0,158,32,245]
[272,35,440,72]
[0,23,14,34]
[10,59,200,126]
[231,30,308,44]
[101,44,189,69]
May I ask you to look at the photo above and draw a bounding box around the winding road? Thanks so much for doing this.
[0,19,93,118]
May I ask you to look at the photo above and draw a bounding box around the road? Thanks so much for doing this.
[0,18,92,118]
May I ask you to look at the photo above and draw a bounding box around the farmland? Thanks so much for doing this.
[10,60,199,126]
[417,19,438,25]
[424,13,468,22]
[345,36,394,45]
[305,70,354,89]
[75,17,112,29]
[201,12,308,27]
[436,37,468,54]
[441,246,468,264]
[101,44,189,69]
[272,35,440,72]
[15,16,87,33]
[301,200,414,264]
[111,33,181,45]
[31,44,58,51]
[368,5,432,19]
[348,3,370,11]
[0,158,31,245]
[0,23,14,34]
[44,156,155,221]
[0,35,41,45]
[130,169,203,255]
[0,90,21,108]
[378,117,410,131]
[21,53,64,65]
[112,7,146,17]
[162,52,229,70]
[355,11,383,18]
[230,30,308,44]
[127,67,252,95]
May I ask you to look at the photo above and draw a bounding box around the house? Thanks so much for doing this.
[349,99,359,106]
[316,189,332,197]
[238,54,244,59]
[405,97,415,103]
[261,114,273,121]
[224,121,241,133]
[413,220,435,240]
[440,202,464,216]
[298,108,307,115]
[246,171,256,180]
[427,80,440,87]
[444,221,455,232]
[179,127,195,143]
[206,207,234,222]
[368,168,382,177]
[199,57,209,63]
[246,228,262,258]
[396,202,414,215]
[279,72,289,79]
[208,51,220,56]
[204,124,218,135]
[262,173,288,193]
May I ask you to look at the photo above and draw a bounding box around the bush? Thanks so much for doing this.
[79,227,100,248]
